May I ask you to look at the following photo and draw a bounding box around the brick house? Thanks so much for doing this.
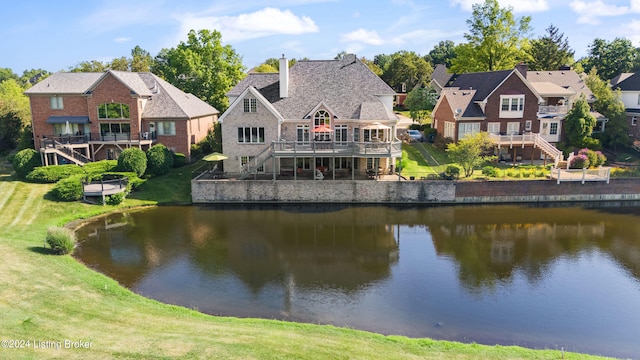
[610,72,640,143]
[432,64,605,165]
[219,54,401,180]
[25,70,218,165]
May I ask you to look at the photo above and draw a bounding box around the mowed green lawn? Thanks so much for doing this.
[0,164,609,359]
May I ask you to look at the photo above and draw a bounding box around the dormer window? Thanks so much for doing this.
[314,110,330,127]
[500,95,524,118]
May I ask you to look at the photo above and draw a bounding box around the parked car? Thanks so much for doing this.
[406,129,423,142]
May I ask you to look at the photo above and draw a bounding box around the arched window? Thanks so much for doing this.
[314,110,330,127]
[98,103,130,119]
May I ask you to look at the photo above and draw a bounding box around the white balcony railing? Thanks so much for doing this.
[538,105,568,115]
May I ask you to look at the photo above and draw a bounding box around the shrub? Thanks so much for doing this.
[173,152,187,168]
[146,144,174,176]
[52,174,85,201]
[26,164,83,183]
[445,165,460,179]
[46,227,76,255]
[433,134,453,151]
[595,151,607,167]
[117,148,147,177]
[83,160,118,174]
[106,192,125,205]
[569,154,590,169]
[482,166,499,177]
[12,148,41,179]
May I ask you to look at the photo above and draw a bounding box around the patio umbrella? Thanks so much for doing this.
[312,125,334,133]
[65,120,71,135]
[202,152,228,171]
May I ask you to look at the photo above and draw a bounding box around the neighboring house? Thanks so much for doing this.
[610,72,640,142]
[25,70,218,165]
[220,54,400,179]
[432,64,604,165]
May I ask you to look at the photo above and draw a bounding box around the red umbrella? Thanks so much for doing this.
[312,125,334,133]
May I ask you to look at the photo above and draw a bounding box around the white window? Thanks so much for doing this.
[237,127,265,143]
[506,122,520,135]
[243,98,257,113]
[297,125,310,144]
[314,110,331,127]
[334,124,348,144]
[499,95,525,118]
[444,121,455,139]
[240,155,264,172]
[334,157,350,169]
[458,122,480,139]
[157,121,176,136]
[50,96,63,110]
[525,120,532,132]
[549,122,558,135]
[487,122,500,135]
[632,116,638,126]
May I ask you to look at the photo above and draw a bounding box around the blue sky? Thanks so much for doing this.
[2,0,640,74]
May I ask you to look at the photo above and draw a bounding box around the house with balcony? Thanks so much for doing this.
[25,70,218,165]
[610,72,640,143]
[432,64,605,165]
[219,54,401,180]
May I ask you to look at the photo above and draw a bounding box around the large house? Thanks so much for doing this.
[610,72,640,142]
[25,70,219,165]
[432,64,605,165]
[220,54,401,180]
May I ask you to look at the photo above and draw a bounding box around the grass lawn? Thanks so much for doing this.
[0,159,609,359]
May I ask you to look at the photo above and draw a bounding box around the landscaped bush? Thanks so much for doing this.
[482,166,499,177]
[12,148,41,179]
[52,174,85,201]
[146,144,174,176]
[46,227,76,255]
[173,152,187,168]
[106,192,125,205]
[569,154,590,169]
[117,148,147,177]
[444,165,460,179]
[433,134,453,151]
[83,160,118,174]
[26,164,83,183]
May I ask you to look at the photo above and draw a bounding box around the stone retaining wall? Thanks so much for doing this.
[191,178,640,204]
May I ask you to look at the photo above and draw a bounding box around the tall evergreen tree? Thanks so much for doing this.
[450,0,531,73]
[565,96,598,149]
[528,24,574,71]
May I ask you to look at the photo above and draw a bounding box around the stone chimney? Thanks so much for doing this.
[279,54,289,98]
[516,63,528,78]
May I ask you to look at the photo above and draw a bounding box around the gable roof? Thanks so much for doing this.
[26,71,218,119]
[527,70,593,100]
[446,69,513,102]
[219,86,283,124]
[610,73,634,88]
[611,72,640,91]
[439,88,483,118]
[431,64,454,90]
[227,54,397,121]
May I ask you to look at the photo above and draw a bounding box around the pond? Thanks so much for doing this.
[73,204,640,359]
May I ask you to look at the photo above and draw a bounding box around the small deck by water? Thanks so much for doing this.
[83,178,128,205]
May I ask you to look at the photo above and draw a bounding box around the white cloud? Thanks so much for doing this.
[113,37,131,43]
[619,19,640,45]
[177,7,318,43]
[451,0,549,12]
[340,29,384,45]
[569,0,632,24]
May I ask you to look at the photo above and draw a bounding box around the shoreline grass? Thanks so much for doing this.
[0,162,612,359]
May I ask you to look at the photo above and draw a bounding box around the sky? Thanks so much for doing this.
[2,0,640,74]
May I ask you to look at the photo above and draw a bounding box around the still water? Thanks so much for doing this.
[74,204,640,358]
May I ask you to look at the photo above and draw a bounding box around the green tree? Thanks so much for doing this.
[20,69,51,87]
[69,60,109,72]
[152,29,246,112]
[565,96,598,149]
[428,40,457,68]
[146,144,174,176]
[450,0,531,73]
[0,111,22,155]
[373,54,394,73]
[0,68,19,83]
[117,148,147,177]
[404,86,437,122]
[110,56,130,71]
[360,57,383,76]
[446,132,496,177]
[0,79,31,126]
[130,45,153,72]
[251,63,278,73]
[579,38,640,81]
[381,51,432,91]
[528,24,574,71]
[586,68,631,150]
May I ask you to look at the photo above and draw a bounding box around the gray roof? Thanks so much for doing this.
[610,73,634,88]
[527,70,593,100]
[431,64,454,89]
[447,70,513,102]
[611,72,640,91]
[440,88,483,118]
[25,70,218,118]
[227,54,397,121]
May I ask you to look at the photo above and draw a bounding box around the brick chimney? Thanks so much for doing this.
[516,63,528,78]
[279,54,289,98]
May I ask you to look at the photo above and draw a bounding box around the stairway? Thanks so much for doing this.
[533,135,563,167]
[238,145,273,180]
[49,141,92,165]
